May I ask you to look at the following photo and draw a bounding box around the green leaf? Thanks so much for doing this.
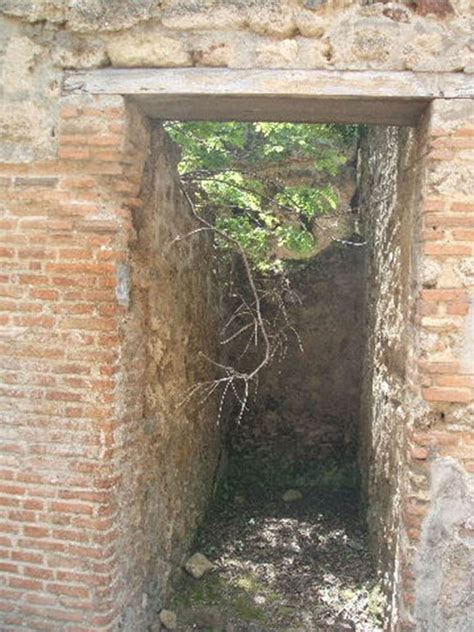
[164,120,359,270]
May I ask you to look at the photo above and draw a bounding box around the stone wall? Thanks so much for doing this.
[358,103,474,631]
[402,100,474,632]
[112,124,223,628]
[234,243,365,462]
[1,0,472,163]
[358,124,423,618]
[0,98,223,630]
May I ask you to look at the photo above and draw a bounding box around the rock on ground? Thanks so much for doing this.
[159,608,177,630]
[282,489,303,502]
[184,552,214,579]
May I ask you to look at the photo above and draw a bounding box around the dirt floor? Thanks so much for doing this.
[170,456,385,631]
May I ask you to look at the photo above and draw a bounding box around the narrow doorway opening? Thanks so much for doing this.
[128,115,421,631]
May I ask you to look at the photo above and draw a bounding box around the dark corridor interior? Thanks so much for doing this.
[167,241,384,630]
[157,121,385,631]
[171,455,384,631]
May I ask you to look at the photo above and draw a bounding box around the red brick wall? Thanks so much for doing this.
[0,96,224,630]
[0,95,147,629]
[346,102,473,631]
[397,100,474,631]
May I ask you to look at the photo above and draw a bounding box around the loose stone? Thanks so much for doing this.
[282,489,303,502]
[184,552,214,579]
[159,609,177,630]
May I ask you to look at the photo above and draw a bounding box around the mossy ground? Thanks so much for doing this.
[170,454,385,631]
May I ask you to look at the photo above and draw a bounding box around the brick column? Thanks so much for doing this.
[0,96,149,629]
[398,99,474,631]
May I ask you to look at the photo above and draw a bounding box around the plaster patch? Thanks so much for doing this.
[116,262,131,307]
[415,458,474,631]
[461,298,474,374]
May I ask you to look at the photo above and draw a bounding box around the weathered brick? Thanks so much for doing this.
[421,316,462,332]
[24,565,55,580]
[11,550,43,564]
[411,447,429,460]
[435,375,474,388]
[424,242,472,256]
[415,0,454,17]
[452,229,474,241]
[58,147,90,161]
[61,105,81,119]
[418,360,460,374]
[47,583,91,599]
[30,289,60,301]
[439,444,474,459]
[9,577,43,591]
[423,198,447,212]
[420,289,468,303]
[0,562,18,574]
[23,526,50,539]
[412,431,459,446]
[429,148,456,161]
[49,501,94,516]
[421,225,447,242]
[14,177,58,188]
[447,302,470,316]
[423,387,473,403]
[451,202,474,213]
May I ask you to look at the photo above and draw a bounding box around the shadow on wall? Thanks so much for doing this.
[231,241,366,463]
[116,125,224,626]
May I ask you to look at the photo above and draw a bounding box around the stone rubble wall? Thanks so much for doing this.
[403,99,474,632]
[112,123,223,629]
[358,101,474,632]
[358,123,423,624]
[1,0,473,162]
[0,96,223,630]
[233,243,365,462]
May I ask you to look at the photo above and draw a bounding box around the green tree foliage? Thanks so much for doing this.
[165,121,359,272]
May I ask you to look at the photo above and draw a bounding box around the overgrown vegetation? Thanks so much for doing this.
[167,122,362,423]
[165,121,360,272]
[172,456,384,631]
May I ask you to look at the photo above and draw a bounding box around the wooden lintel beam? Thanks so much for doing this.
[64,68,473,100]
[63,68,473,126]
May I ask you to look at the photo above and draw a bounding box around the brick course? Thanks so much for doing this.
[398,102,474,631]
[0,96,150,628]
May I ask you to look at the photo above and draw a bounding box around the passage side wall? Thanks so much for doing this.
[0,98,222,630]
[114,124,223,628]
[358,124,423,622]
[359,104,474,631]
[401,100,474,632]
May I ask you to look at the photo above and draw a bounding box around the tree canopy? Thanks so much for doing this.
[164,121,359,272]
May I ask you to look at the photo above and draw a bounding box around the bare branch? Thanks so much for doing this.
[180,185,271,383]
[168,226,216,249]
